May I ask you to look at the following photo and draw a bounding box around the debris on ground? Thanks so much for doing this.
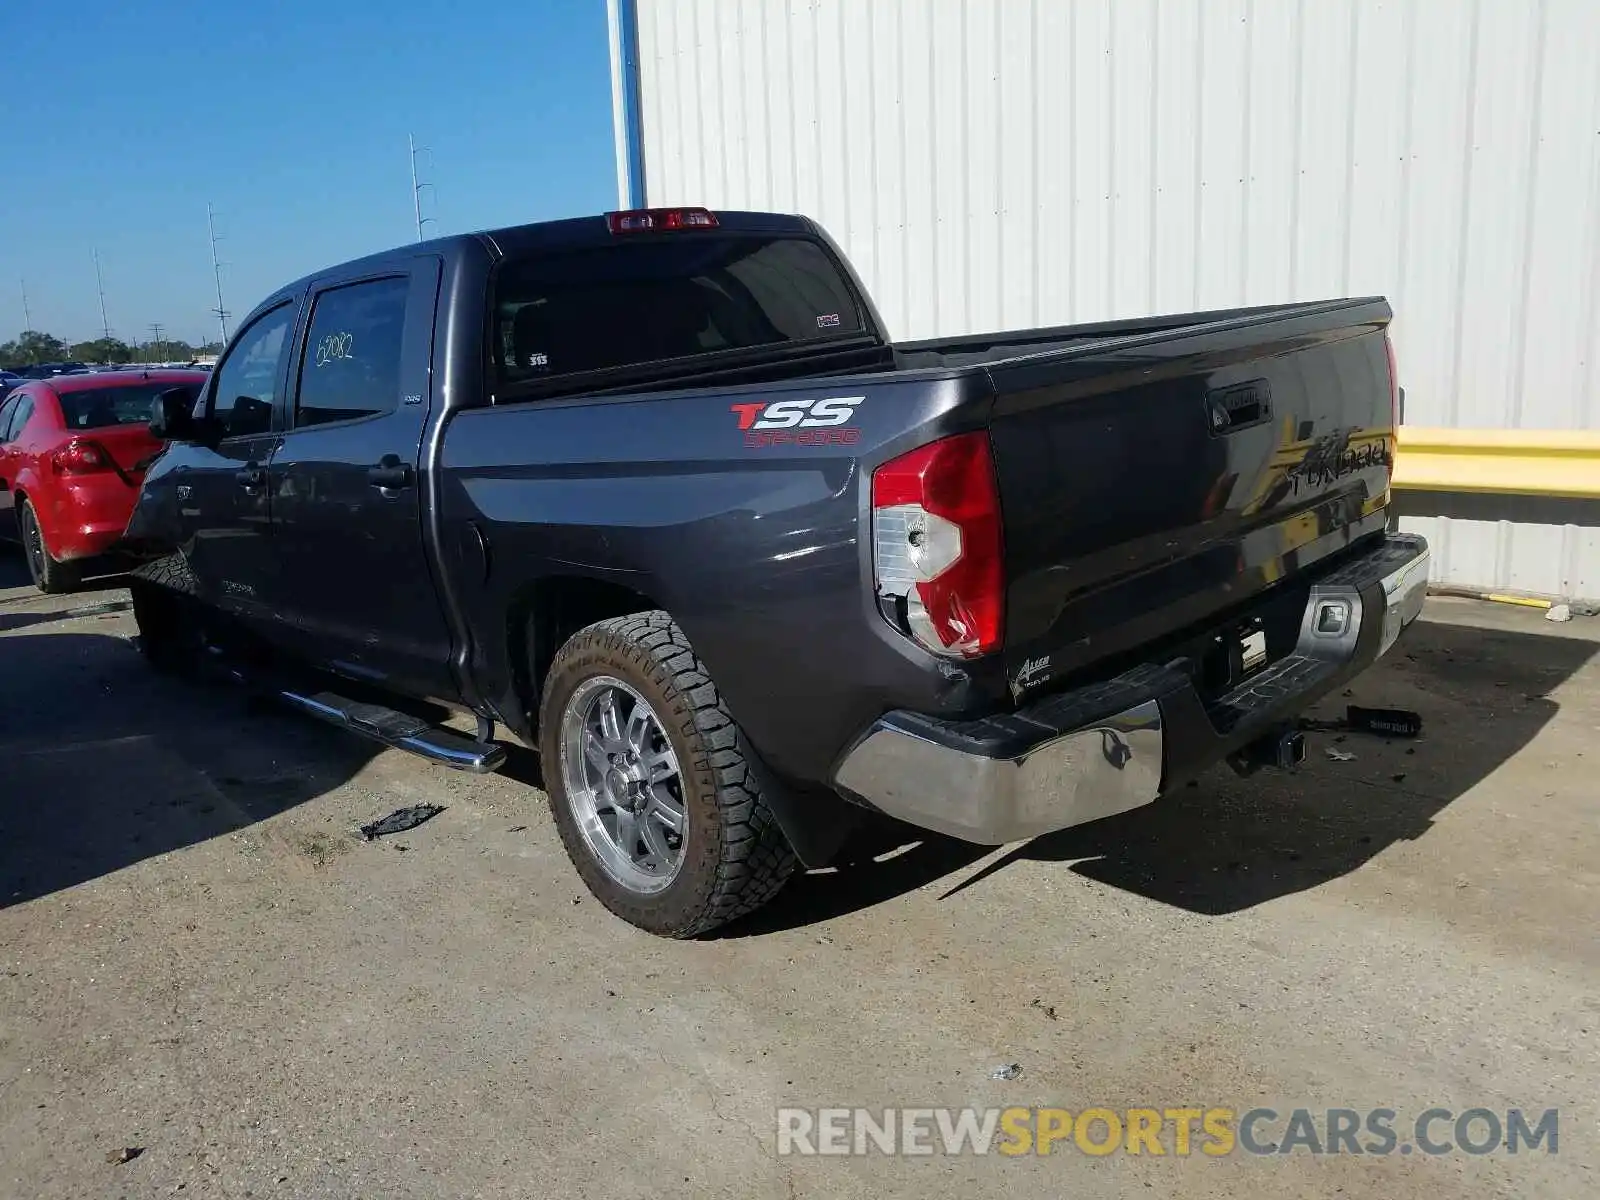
[989,1063,1023,1081]
[1030,998,1059,1021]
[1299,716,1344,733]
[1545,604,1571,623]
[1300,705,1423,739]
[359,805,445,841]
[1325,748,1356,763]
[106,1147,144,1165]
[1346,706,1423,737]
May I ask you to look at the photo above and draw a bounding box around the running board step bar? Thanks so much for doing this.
[276,688,507,774]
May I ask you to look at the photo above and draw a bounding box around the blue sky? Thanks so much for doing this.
[0,0,617,347]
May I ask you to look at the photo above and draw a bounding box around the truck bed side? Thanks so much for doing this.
[437,368,1005,786]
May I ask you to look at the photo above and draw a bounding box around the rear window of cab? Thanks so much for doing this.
[491,235,866,388]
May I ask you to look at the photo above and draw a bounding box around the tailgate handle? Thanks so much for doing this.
[1206,381,1272,434]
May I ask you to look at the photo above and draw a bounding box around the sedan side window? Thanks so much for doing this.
[3,397,35,442]
[210,304,296,439]
[0,396,17,443]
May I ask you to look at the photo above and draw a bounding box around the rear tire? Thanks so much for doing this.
[538,610,797,937]
[130,579,202,676]
[18,500,80,594]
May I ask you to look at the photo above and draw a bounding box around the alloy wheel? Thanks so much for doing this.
[558,675,688,894]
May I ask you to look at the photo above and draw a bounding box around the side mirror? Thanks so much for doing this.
[149,386,203,441]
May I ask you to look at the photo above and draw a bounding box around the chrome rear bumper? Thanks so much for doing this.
[832,533,1430,845]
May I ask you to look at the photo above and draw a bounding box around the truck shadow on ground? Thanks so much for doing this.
[0,630,379,908]
[736,616,1596,931]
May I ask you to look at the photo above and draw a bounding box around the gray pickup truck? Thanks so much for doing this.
[125,206,1429,936]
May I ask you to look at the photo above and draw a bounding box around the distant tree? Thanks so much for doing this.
[0,330,70,366]
[70,337,135,364]
[197,341,225,356]
[141,339,196,362]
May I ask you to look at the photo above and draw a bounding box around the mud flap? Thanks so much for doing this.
[738,732,866,869]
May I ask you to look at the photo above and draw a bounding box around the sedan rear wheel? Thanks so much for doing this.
[18,501,80,594]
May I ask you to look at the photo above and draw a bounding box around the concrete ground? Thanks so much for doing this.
[0,553,1595,1200]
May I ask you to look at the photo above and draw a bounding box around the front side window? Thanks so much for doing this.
[492,235,866,387]
[0,396,18,441]
[293,277,409,428]
[211,304,295,439]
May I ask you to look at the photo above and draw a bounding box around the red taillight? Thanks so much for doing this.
[50,439,114,475]
[871,432,1004,658]
[605,207,719,234]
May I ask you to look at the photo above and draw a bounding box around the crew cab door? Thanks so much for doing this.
[172,300,299,622]
[264,260,453,700]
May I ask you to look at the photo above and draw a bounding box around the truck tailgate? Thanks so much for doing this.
[985,299,1396,694]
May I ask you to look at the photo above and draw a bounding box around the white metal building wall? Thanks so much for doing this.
[623,0,1600,597]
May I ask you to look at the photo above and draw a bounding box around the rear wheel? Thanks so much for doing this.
[538,611,797,937]
[18,500,80,594]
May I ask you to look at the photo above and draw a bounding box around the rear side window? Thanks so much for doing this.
[492,235,865,386]
[57,385,174,429]
[293,276,409,427]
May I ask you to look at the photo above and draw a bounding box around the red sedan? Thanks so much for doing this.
[0,369,207,592]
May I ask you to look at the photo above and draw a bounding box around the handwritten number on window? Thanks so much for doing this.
[315,331,355,367]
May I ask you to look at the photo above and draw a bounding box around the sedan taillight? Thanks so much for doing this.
[51,439,114,475]
[871,432,1004,658]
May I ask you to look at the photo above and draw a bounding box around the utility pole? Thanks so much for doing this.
[20,278,31,332]
[207,202,230,344]
[93,248,112,341]
[148,323,164,360]
[409,133,435,242]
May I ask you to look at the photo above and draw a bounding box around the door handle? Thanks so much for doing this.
[235,464,266,494]
[367,456,414,493]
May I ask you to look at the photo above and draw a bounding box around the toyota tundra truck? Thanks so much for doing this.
[124,207,1430,937]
